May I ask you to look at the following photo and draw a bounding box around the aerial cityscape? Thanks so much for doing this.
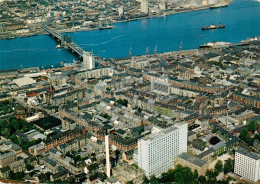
[0,0,260,183]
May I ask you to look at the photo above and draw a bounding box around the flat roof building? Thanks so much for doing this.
[234,147,260,182]
[176,152,209,176]
[137,122,187,177]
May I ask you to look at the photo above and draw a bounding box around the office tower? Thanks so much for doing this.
[234,147,260,182]
[137,122,187,177]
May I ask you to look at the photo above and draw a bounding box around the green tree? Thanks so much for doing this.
[150,175,159,184]
[206,169,216,179]
[174,172,184,184]
[239,128,253,145]
[214,160,223,174]
[160,169,175,183]
[198,175,206,183]
[25,163,34,171]
[142,175,149,184]
[182,167,193,182]
[247,121,257,133]
[2,128,10,137]
[224,158,234,174]
[126,181,134,184]
[193,169,199,179]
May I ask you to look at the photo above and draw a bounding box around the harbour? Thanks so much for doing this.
[0,0,260,70]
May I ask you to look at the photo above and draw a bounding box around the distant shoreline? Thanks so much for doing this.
[0,2,232,40]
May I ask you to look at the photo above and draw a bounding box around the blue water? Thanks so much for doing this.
[0,0,260,70]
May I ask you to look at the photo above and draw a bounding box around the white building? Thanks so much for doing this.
[118,6,124,16]
[234,147,260,182]
[159,0,167,10]
[137,122,187,177]
[141,0,149,14]
[83,52,95,70]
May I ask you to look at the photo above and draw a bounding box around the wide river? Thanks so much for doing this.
[0,0,260,70]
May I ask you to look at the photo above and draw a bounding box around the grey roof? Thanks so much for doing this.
[179,153,207,167]
[197,148,214,158]
[0,152,16,160]
[107,177,119,183]
[236,147,260,160]
[212,142,226,150]
[44,157,58,168]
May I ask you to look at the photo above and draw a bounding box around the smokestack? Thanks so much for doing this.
[105,131,111,178]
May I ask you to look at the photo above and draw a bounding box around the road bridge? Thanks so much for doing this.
[41,24,95,69]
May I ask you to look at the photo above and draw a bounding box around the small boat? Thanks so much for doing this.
[7,36,16,40]
[56,44,63,48]
[201,24,225,30]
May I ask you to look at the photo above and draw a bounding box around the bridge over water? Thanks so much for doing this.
[41,24,95,69]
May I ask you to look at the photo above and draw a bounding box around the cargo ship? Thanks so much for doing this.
[201,24,225,30]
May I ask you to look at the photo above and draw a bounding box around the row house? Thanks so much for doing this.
[44,128,84,152]
[97,131,140,152]
[143,72,224,93]
[234,110,255,123]
[232,92,260,109]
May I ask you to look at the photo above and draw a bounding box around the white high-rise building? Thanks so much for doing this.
[137,122,187,177]
[234,147,260,182]
[83,52,95,70]
[141,0,149,14]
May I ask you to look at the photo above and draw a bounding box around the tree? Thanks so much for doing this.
[239,128,253,145]
[142,175,149,184]
[182,167,193,182]
[160,169,175,183]
[9,171,25,181]
[214,160,223,174]
[212,127,217,133]
[25,163,34,171]
[193,169,198,179]
[224,158,234,174]
[247,121,257,133]
[126,181,134,184]
[206,169,216,179]
[174,172,184,184]
[198,175,206,183]
[2,128,10,137]
[116,99,128,107]
[150,175,159,184]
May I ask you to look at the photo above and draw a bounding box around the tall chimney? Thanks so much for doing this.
[105,131,111,178]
